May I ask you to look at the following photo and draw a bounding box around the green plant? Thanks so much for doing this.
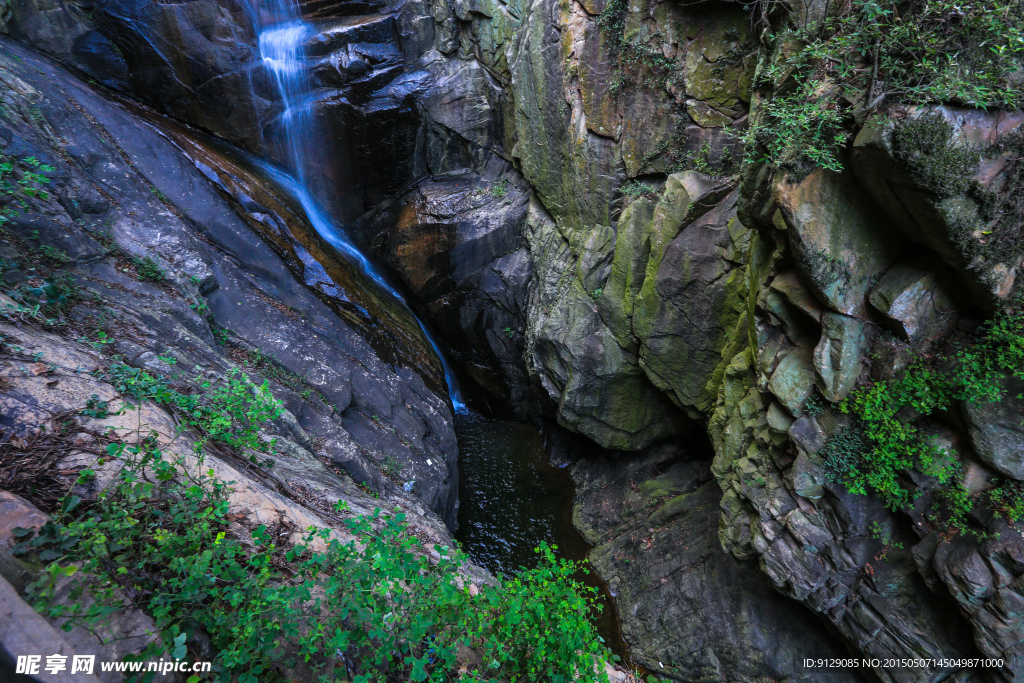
[503,326,514,338]
[0,155,53,226]
[132,256,165,282]
[13,273,78,315]
[745,0,1024,170]
[804,392,824,417]
[102,362,283,456]
[491,179,509,198]
[80,394,111,419]
[742,90,848,172]
[990,480,1024,522]
[39,245,70,265]
[891,115,982,197]
[621,181,656,198]
[19,432,612,682]
[827,306,1024,533]
[381,455,403,478]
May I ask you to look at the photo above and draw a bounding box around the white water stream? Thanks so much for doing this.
[248,0,466,411]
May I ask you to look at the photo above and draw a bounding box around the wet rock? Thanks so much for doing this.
[354,171,536,415]
[0,38,460,527]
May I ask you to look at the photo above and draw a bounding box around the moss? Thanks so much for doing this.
[892,115,981,197]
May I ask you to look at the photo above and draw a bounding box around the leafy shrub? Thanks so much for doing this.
[746,0,1024,170]
[621,181,656,198]
[827,306,1024,532]
[103,363,282,454]
[20,434,611,683]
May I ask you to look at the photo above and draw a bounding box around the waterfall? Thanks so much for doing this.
[247,0,466,412]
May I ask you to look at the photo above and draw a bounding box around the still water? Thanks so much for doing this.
[454,412,631,664]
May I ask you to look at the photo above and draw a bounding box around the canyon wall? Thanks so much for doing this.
[4,0,1024,681]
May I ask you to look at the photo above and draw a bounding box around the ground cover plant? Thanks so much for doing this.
[822,304,1024,534]
[12,368,614,683]
[743,0,1024,170]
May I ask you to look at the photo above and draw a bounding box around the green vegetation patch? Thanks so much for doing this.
[745,0,1024,170]
[16,417,612,682]
[823,305,1024,533]
[102,362,283,457]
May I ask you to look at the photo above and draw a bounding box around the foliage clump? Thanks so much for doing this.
[102,362,283,456]
[17,417,612,682]
[745,0,1024,170]
[891,114,982,197]
[0,154,52,225]
[822,306,1024,533]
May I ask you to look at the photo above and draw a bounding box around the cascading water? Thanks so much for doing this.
[248,0,465,412]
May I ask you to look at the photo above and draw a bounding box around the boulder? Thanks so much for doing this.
[964,376,1024,481]
[633,186,750,414]
[869,261,959,343]
[774,168,905,317]
[813,312,866,403]
[767,343,816,416]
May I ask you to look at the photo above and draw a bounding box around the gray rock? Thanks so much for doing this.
[964,376,1024,481]
[0,574,102,683]
[570,442,863,683]
[774,168,905,317]
[0,491,47,548]
[869,261,959,342]
[0,38,459,526]
[813,312,866,402]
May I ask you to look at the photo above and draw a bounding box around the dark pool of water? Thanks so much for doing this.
[453,412,632,665]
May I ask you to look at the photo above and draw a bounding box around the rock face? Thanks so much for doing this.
[354,170,536,416]
[0,38,459,528]
[568,438,863,682]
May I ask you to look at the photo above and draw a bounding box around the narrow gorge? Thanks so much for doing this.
[0,0,1022,681]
